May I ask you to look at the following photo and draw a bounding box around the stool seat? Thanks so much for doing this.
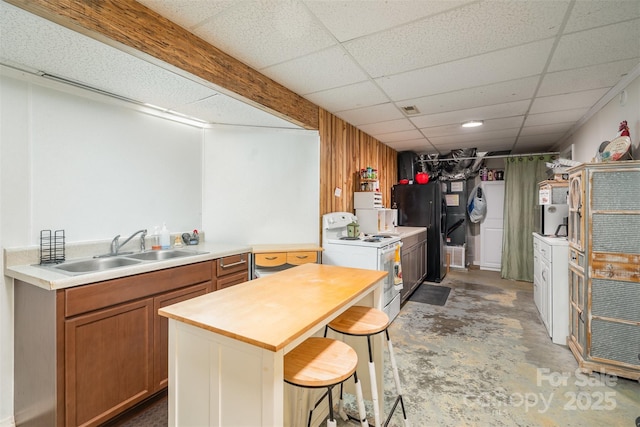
[328,306,389,336]
[284,337,358,388]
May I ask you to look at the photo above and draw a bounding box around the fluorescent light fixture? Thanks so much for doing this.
[461,120,483,128]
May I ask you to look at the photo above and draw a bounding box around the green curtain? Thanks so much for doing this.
[501,155,554,281]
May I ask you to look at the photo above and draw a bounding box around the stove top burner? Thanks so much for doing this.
[339,236,361,240]
[364,238,381,242]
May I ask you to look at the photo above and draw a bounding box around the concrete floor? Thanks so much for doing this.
[355,268,640,427]
[115,268,640,427]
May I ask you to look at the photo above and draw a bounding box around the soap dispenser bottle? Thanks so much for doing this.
[160,223,170,249]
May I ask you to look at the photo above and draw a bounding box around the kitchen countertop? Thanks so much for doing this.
[394,226,428,238]
[4,240,251,291]
[159,263,386,352]
[532,232,569,246]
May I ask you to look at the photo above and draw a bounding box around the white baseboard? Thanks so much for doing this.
[0,415,15,427]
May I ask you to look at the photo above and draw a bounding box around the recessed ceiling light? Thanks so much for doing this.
[461,120,483,128]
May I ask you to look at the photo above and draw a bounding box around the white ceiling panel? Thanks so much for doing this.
[520,123,574,137]
[376,39,553,101]
[409,101,530,129]
[261,46,368,95]
[524,108,591,127]
[358,119,416,136]
[6,0,639,156]
[374,129,424,143]
[192,0,336,70]
[538,59,639,96]
[335,103,405,126]
[405,77,539,116]
[530,88,609,114]
[305,80,389,112]
[421,117,525,138]
[548,19,640,72]
[564,0,640,33]
[343,1,570,78]
[304,0,472,42]
[136,0,237,29]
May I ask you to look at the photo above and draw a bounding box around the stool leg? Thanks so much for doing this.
[326,385,337,427]
[353,372,369,427]
[386,330,410,426]
[337,383,348,421]
[366,336,381,427]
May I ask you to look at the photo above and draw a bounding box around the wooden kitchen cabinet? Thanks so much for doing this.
[15,255,257,427]
[214,252,250,290]
[399,229,427,303]
[252,244,322,278]
[566,161,640,381]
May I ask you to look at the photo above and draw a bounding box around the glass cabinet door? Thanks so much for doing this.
[568,171,584,251]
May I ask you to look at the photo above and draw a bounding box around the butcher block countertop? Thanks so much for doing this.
[159,263,386,352]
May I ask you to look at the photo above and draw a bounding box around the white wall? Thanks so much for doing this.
[560,74,640,163]
[202,125,320,245]
[0,70,320,425]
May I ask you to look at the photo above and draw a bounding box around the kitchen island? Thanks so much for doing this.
[159,263,387,426]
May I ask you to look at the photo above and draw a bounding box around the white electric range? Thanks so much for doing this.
[322,212,403,321]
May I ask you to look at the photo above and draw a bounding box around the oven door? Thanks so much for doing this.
[379,243,403,319]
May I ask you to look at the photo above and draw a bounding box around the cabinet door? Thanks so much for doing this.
[154,284,207,391]
[65,299,154,427]
[400,243,418,302]
[480,181,504,271]
[568,267,585,353]
[568,172,584,250]
[539,259,551,333]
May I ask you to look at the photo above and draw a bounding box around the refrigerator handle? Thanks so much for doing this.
[428,201,433,227]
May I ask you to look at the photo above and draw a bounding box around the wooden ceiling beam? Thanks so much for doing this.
[6,0,319,129]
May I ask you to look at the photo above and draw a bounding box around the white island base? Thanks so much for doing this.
[160,263,387,426]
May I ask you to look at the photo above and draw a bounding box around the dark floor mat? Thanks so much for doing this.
[409,283,451,306]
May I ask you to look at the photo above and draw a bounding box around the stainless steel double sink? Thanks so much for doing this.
[38,249,208,276]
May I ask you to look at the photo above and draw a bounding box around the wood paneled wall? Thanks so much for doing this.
[319,108,398,216]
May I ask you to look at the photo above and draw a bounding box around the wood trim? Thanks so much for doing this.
[5,0,319,129]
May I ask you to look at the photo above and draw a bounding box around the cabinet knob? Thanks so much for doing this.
[606,264,614,278]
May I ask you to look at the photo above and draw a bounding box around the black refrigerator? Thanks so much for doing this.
[392,182,447,282]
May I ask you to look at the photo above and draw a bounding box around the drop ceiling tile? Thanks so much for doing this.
[515,133,567,150]
[344,1,569,77]
[358,119,415,136]
[431,137,515,152]
[193,0,336,70]
[409,101,530,128]
[375,129,424,143]
[420,116,525,138]
[305,81,389,112]
[564,0,640,33]
[335,103,405,126]
[177,95,300,128]
[136,0,237,29]
[520,122,574,136]
[385,138,434,153]
[261,46,368,95]
[376,39,553,101]
[405,77,539,116]
[530,88,609,114]
[538,59,639,96]
[304,0,471,42]
[429,129,519,146]
[0,3,217,108]
[524,108,590,127]
[548,19,640,72]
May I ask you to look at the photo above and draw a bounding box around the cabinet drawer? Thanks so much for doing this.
[592,252,640,282]
[65,261,213,317]
[537,240,551,262]
[216,253,249,276]
[217,270,248,290]
[286,251,318,265]
[254,252,287,267]
[591,319,640,367]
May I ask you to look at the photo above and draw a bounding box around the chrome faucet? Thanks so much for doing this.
[110,229,147,256]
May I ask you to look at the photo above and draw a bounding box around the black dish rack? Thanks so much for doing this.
[40,229,65,264]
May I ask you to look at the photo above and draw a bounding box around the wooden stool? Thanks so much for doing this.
[284,337,369,427]
[326,306,410,427]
